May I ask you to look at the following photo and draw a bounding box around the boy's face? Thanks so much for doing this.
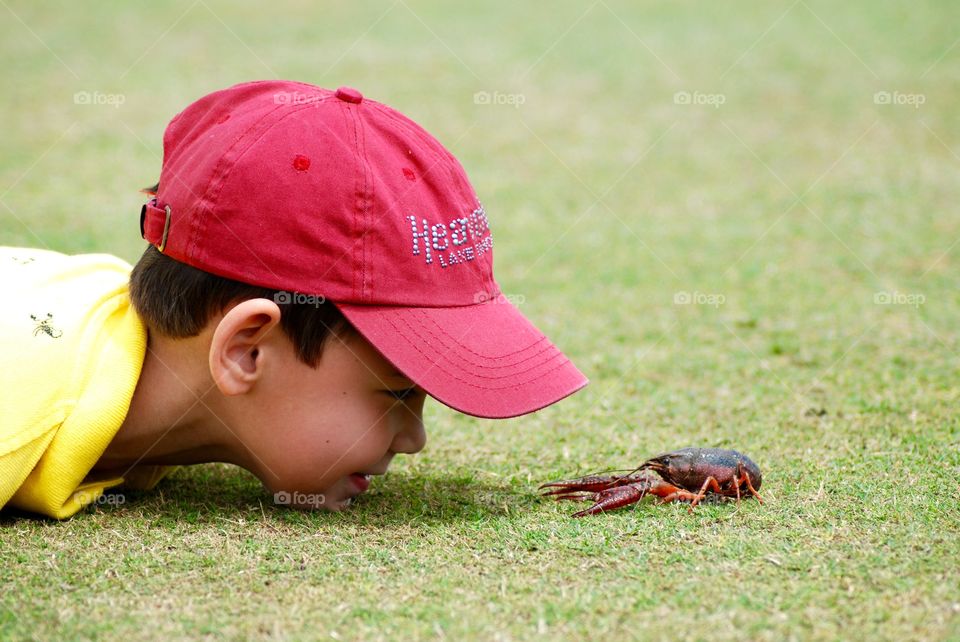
[213,309,428,511]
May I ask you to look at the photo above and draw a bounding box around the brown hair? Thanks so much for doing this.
[130,184,353,367]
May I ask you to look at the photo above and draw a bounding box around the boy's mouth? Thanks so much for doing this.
[348,473,371,493]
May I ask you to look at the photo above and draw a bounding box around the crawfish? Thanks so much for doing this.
[540,447,763,517]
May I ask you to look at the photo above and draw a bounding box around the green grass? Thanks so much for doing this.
[2,0,960,640]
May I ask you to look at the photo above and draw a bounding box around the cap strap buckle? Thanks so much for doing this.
[140,199,173,253]
[157,205,172,252]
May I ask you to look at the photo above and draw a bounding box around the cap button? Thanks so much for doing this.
[334,86,363,104]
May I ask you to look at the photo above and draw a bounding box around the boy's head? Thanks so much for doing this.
[133,80,587,508]
[130,243,427,510]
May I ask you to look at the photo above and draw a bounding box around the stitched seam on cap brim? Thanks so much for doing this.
[407,308,554,368]
[384,314,574,391]
[407,312,564,377]
[382,313,569,384]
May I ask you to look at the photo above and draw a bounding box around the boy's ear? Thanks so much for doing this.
[209,299,282,395]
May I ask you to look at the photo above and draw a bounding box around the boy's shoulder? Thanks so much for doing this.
[0,245,149,519]
[0,245,133,274]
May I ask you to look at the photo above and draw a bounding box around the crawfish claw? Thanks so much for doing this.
[538,473,654,496]
[571,482,651,518]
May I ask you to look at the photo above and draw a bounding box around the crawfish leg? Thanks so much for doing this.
[642,480,700,505]
[571,482,650,518]
[647,477,725,511]
[687,476,724,509]
[739,471,764,504]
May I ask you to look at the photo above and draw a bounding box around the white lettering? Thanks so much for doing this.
[431,223,449,251]
[468,205,489,238]
[408,216,432,264]
[450,217,470,246]
[408,204,492,270]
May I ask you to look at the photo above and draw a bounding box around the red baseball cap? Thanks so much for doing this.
[140,80,587,418]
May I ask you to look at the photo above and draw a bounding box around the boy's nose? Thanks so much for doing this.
[391,419,427,455]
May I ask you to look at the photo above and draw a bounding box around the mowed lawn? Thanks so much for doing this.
[2,1,959,640]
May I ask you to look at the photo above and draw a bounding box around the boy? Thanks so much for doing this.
[0,80,588,519]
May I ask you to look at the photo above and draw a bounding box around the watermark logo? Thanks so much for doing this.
[874,290,924,308]
[674,91,726,108]
[75,490,126,506]
[473,90,526,108]
[473,291,525,305]
[274,291,326,307]
[873,91,925,109]
[273,91,322,106]
[274,491,326,508]
[674,290,726,308]
[73,91,125,108]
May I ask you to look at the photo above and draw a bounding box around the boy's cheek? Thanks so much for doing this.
[262,435,352,487]
[266,440,379,491]
[256,415,391,496]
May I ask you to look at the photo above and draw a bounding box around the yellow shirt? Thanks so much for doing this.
[0,246,175,518]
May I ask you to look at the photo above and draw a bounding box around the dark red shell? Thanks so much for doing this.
[641,447,762,496]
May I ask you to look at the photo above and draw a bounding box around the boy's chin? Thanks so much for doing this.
[267,476,362,512]
[319,493,356,512]
[317,475,372,511]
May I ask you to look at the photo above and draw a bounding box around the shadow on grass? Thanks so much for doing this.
[1,464,524,528]
[349,472,523,526]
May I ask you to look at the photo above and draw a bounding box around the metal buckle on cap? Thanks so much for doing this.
[157,205,172,252]
[140,199,172,252]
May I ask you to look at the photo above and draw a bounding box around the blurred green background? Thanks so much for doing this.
[1,1,958,640]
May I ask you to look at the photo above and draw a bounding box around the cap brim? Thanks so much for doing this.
[334,299,589,419]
